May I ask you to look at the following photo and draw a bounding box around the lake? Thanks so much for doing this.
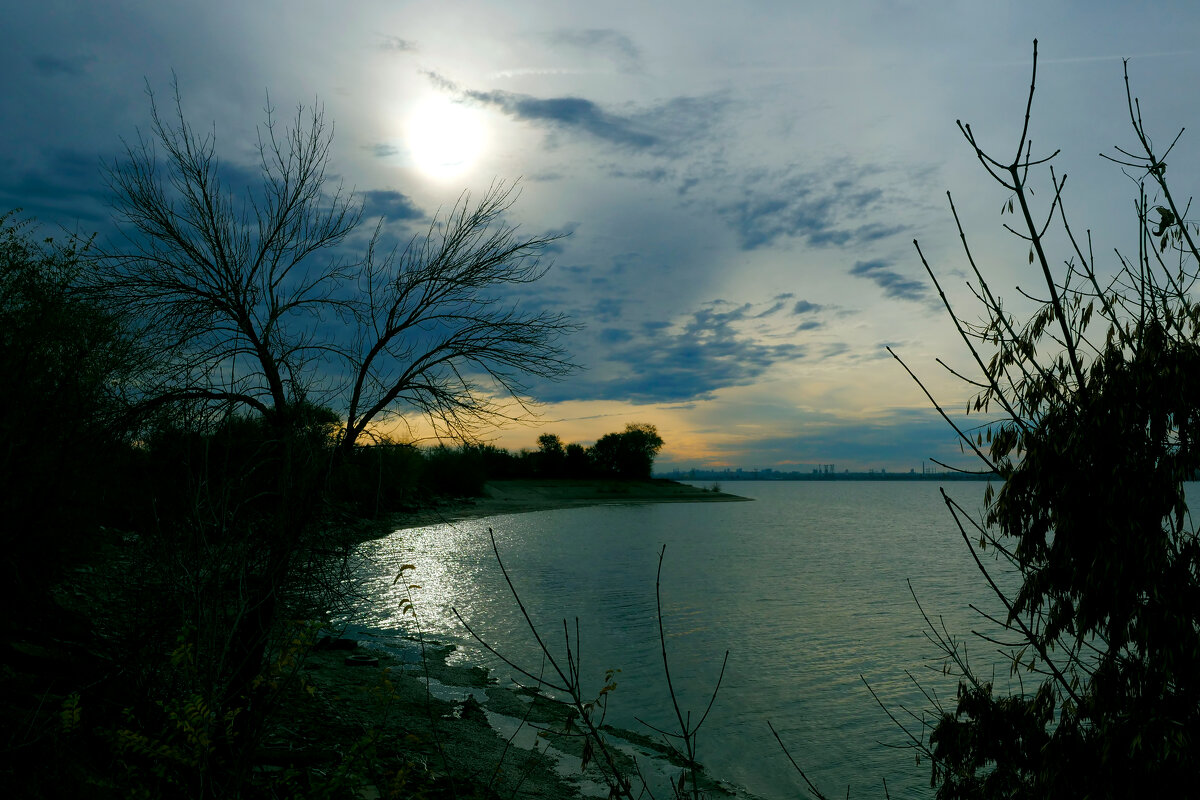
[343,480,1021,799]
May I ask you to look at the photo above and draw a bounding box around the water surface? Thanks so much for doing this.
[346,481,1018,799]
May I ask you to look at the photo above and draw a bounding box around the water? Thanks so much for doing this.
[344,481,1020,799]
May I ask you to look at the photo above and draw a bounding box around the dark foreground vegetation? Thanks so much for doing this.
[5,42,1200,800]
[0,72,675,794]
[0,78,601,797]
[0,198,673,797]
[868,43,1200,798]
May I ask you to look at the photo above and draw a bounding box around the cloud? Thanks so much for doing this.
[661,407,970,471]
[855,222,908,242]
[32,54,96,77]
[548,28,642,72]
[462,88,661,149]
[702,158,915,252]
[427,72,725,156]
[0,148,109,223]
[820,342,851,359]
[361,190,423,221]
[591,297,623,322]
[540,299,805,404]
[849,259,931,303]
[715,164,909,251]
[599,328,633,344]
[754,299,788,318]
[605,165,673,183]
[792,300,823,314]
[378,35,415,52]
[719,188,831,249]
[366,143,398,158]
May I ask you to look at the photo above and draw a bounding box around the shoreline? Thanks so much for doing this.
[362,478,751,536]
[308,478,756,797]
[295,629,757,800]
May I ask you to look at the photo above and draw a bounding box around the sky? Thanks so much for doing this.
[6,1,1200,471]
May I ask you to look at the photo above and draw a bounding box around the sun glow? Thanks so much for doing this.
[405,96,487,180]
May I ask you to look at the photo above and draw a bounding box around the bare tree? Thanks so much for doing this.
[102,79,576,444]
[344,187,578,450]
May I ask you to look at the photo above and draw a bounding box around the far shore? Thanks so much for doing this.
[356,478,750,537]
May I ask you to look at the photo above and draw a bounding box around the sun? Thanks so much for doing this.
[405,96,487,180]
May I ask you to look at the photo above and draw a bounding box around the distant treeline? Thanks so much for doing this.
[350,423,665,512]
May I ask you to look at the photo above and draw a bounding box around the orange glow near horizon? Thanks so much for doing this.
[356,378,957,471]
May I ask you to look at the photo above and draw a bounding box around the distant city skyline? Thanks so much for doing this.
[5,2,1200,471]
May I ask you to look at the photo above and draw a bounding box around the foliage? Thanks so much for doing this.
[536,432,567,477]
[383,424,668,486]
[420,443,489,498]
[34,77,581,798]
[590,423,665,480]
[0,75,665,799]
[891,41,1200,797]
[327,437,425,517]
[565,441,590,477]
[0,213,134,601]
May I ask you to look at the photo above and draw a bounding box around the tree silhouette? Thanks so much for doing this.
[589,423,664,479]
[101,79,577,447]
[88,80,580,787]
[886,42,1200,796]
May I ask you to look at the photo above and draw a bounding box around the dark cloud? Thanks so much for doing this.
[720,187,832,249]
[541,300,804,404]
[757,293,807,318]
[713,164,909,252]
[806,228,852,247]
[754,299,788,318]
[0,148,109,224]
[636,95,729,146]
[32,54,96,77]
[849,259,930,303]
[792,300,822,314]
[361,190,423,222]
[855,222,908,242]
[599,328,633,344]
[845,187,883,209]
[592,297,623,321]
[716,173,841,250]
[426,72,724,156]
[462,89,660,149]
[537,225,576,255]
